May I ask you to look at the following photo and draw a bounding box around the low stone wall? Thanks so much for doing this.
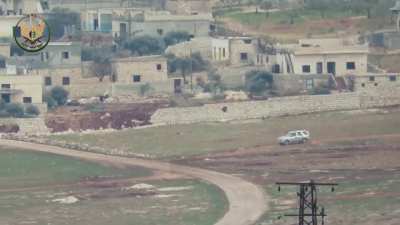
[150,92,400,125]
[0,118,49,135]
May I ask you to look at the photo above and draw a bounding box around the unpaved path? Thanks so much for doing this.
[0,139,268,225]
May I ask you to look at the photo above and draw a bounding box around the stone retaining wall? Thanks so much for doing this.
[150,93,400,125]
[0,118,49,135]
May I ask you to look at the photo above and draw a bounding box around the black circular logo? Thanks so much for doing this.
[13,14,51,52]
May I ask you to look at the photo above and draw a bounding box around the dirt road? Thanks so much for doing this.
[0,139,267,225]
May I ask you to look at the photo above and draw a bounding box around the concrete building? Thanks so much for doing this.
[37,42,82,68]
[211,36,261,66]
[112,55,168,84]
[0,75,43,105]
[352,73,400,94]
[111,55,182,95]
[82,8,214,38]
[288,38,369,76]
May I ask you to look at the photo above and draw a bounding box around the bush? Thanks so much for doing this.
[50,86,69,106]
[44,95,57,109]
[139,83,153,96]
[25,104,40,116]
[123,36,165,56]
[5,103,24,117]
[163,31,191,47]
[245,70,274,96]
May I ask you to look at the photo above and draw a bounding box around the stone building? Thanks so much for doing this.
[0,74,43,105]
[352,74,400,94]
[111,55,182,95]
[211,36,262,66]
[287,38,369,76]
[37,42,82,68]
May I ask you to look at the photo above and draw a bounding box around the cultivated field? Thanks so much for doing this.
[219,8,389,42]
[0,148,227,225]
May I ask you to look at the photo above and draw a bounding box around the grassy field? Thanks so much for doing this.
[257,171,400,225]
[0,147,152,189]
[223,8,364,27]
[51,109,400,158]
[0,148,228,225]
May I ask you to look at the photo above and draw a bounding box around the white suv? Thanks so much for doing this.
[278,130,310,145]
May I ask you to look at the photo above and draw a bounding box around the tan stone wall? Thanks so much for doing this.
[0,117,49,135]
[353,74,400,96]
[113,57,168,84]
[230,39,258,66]
[151,92,400,125]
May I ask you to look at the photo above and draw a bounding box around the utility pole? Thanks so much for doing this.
[276,180,338,225]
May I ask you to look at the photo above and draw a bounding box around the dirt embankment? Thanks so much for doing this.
[45,103,166,133]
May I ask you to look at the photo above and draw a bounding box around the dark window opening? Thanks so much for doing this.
[0,59,5,68]
[374,83,378,86]
[390,75,397,82]
[240,53,248,61]
[210,24,216,32]
[23,97,32,103]
[133,75,141,83]
[243,39,252,44]
[62,52,69,59]
[369,76,375,82]
[1,84,10,89]
[62,77,70,85]
[272,64,281,73]
[156,64,162,71]
[346,62,356,70]
[361,83,365,87]
[45,77,52,86]
[157,29,163,35]
[302,65,311,73]
[316,62,323,74]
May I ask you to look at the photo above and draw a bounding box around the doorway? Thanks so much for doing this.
[327,62,336,76]
[174,79,182,94]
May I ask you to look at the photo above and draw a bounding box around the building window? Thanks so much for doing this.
[45,77,52,86]
[369,76,375,82]
[156,64,162,71]
[41,52,49,62]
[23,97,32,103]
[389,75,397,82]
[62,52,69,59]
[222,48,226,58]
[1,84,10,89]
[302,65,311,73]
[133,75,141,83]
[316,62,323,74]
[243,39,252,44]
[361,83,365,87]
[346,62,356,70]
[240,53,248,61]
[62,77,70,85]
[375,83,378,87]
[0,59,5,68]
[305,79,314,90]
[157,29,164,35]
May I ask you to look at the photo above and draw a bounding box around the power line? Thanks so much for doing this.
[276,180,338,225]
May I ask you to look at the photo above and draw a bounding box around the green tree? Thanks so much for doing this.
[46,8,80,39]
[50,86,69,106]
[91,55,112,81]
[163,31,192,47]
[306,0,329,18]
[5,103,24,118]
[25,104,40,116]
[245,70,274,95]
[123,36,165,56]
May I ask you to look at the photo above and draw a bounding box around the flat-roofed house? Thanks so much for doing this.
[289,38,369,76]
[0,75,43,105]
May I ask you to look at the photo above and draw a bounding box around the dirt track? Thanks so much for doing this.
[0,139,268,225]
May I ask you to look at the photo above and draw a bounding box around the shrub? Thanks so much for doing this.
[5,103,24,117]
[245,70,274,96]
[25,104,40,116]
[44,95,57,109]
[50,86,69,106]
[139,83,153,96]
